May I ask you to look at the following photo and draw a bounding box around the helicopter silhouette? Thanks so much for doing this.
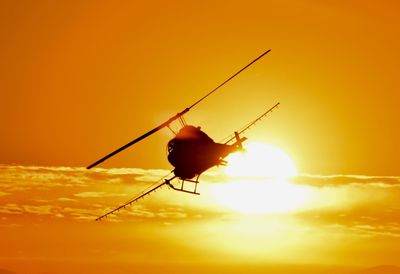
[87,49,280,221]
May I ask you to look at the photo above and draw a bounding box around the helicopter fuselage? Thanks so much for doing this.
[167,125,236,180]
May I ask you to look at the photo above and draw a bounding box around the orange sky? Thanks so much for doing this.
[1,0,399,174]
[1,1,400,274]
[1,165,400,274]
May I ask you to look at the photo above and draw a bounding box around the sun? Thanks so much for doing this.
[211,142,310,214]
[224,142,297,179]
[211,180,310,213]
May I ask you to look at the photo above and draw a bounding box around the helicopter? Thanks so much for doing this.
[87,49,280,221]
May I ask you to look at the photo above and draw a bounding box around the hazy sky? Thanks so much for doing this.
[1,0,399,175]
[1,165,400,274]
[1,1,400,274]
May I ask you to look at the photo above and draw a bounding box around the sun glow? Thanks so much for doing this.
[212,180,310,213]
[225,143,297,179]
[212,142,310,213]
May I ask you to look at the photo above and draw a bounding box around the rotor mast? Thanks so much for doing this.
[87,49,272,169]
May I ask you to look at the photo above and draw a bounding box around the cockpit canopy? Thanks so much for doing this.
[167,126,230,179]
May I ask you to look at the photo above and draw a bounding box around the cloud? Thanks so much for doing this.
[0,165,194,222]
[0,204,23,215]
[61,207,99,220]
[1,165,400,268]
[0,203,58,216]
[344,223,400,238]
[124,205,156,218]
[293,174,400,187]
[74,192,128,198]
[57,197,78,202]
[1,164,400,230]
[22,205,53,215]
[0,165,89,190]
[0,165,185,189]
[0,164,171,190]
[157,211,187,219]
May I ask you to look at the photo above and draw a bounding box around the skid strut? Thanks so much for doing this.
[165,176,200,195]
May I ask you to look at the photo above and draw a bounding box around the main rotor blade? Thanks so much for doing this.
[87,50,271,169]
[86,109,189,169]
[96,174,176,221]
[223,102,280,144]
[188,49,271,110]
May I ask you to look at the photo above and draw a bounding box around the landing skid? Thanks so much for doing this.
[165,176,200,195]
[95,174,200,221]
